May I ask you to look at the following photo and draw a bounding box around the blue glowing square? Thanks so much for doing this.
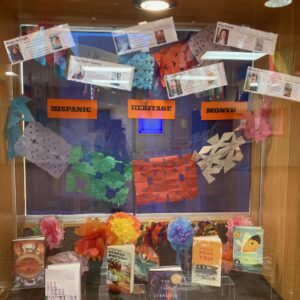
[138,119,163,134]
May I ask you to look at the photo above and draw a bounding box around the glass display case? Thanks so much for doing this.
[0,1,299,300]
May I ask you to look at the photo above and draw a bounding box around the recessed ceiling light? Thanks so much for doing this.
[133,0,177,11]
[264,0,292,8]
[201,51,267,61]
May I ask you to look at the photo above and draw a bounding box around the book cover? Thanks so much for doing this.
[148,266,186,300]
[12,236,45,289]
[233,226,264,272]
[45,262,81,300]
[107,244,135,294]
[191,236,222,287]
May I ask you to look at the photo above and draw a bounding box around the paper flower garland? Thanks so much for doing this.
[153,42,197,87]
[6,95,35,159]
[143,222,168,249]
[37,216,64,249]
[119,52,154,89]
[194,220,218,236]
[192,132,246,184]
[107,212,141,245]
[66,146,132,206]
[74,218,116,261]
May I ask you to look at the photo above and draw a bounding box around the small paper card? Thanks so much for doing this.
[165,62,227,99]
[112,17,178,55]
[214,22,278,54]
[4,24,74,64]
[47,99,98,119]
[67,55,134,91]
[128,99,175,119]
[244,66,300,102]
[201,101,248,120]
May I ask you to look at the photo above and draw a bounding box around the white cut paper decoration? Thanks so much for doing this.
[192,132,246,184]
[188,24,228,65]
[14,122,72,179]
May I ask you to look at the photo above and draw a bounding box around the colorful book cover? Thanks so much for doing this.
[148,266,186,300]
[12,236,45,289]
[191,236,222,287]
[107,244,135,294]
[233,226,264,272]
[45,262,81,300]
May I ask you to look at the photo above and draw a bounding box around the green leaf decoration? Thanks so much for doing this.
[112,187,129,206]
[102,171,125,189]
[87,177,107,200]
[72,162,96,175]
[124,163,133,181]
[68,146,83,164]
[93,156,116,173]
[66,172,76,192]
[31,225,41,236]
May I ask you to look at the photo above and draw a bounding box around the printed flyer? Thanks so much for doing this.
[165,62,227,99]
[67,55,135,91]
[112,17,178,55]
[214,22,278,54]
[4,24,74,64]
[244,66,300,102]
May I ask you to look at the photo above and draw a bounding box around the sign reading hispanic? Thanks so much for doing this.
[47,99,97,119]
[128,99,175,119]
[201,101,248,120]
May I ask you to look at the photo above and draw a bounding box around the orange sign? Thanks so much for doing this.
[201,101,248,120]
[47,99,97,119]
[128,99,175,119]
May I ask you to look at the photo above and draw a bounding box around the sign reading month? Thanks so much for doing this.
[214,22,278,55]
[128,99,175,119]
[67,55,135,91]
[4,24,74,65]
[244,67,300,102]
[47,99,98,119]
[164,62,227,99]
[201,101,248,120]
[112,17,178,55]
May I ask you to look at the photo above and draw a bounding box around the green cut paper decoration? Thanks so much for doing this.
[65,147,132,206]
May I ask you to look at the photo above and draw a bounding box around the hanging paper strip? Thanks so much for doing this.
[6,95,35,159]
[132,154,198,205]
[192,132,246,184]
[153,42,198,87]
[119,52,154,90]
[13,122,72,178]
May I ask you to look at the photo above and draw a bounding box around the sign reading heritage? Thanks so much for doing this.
[128,99,175,119]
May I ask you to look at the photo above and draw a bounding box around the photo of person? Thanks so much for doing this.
[254,38,264,52]
[167,77,183,98]
[71,67,84,80]
[8,44,24,63]
[154,29,166,45]
[245,71,260,92]
[110,72,122,86]
[50,35,63,50]
[215,27,229,45]
[114,34,131,53]
[283,82,293,97]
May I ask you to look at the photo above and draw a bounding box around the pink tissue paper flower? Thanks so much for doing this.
[39,216,64,249]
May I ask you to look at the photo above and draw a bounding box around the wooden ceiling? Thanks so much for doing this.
[0,0,294,29]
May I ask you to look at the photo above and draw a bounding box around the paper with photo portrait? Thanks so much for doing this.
[214,22,277,55]
[4,24,74,65]
[112,17,178,55]
[165,62,227,99]
[67,55,135,91]
[244,66,300,102]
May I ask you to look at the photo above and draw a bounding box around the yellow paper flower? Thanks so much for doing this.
[107,212,141,245]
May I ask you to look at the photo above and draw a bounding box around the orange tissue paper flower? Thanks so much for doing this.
[107,212,141,245]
